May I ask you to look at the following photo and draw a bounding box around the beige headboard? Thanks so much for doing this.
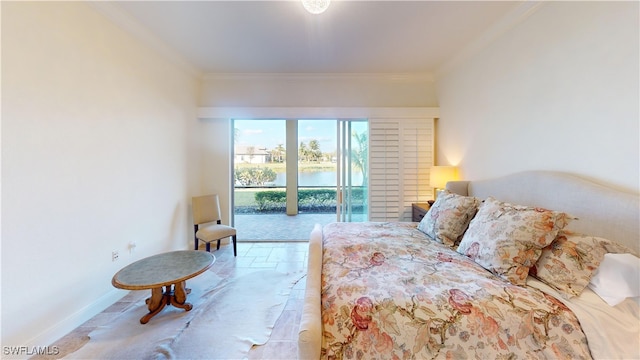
[447,171,639,255]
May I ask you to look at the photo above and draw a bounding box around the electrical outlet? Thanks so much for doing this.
[112,250,119,262]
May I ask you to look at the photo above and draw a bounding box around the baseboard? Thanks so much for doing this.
[18,289,127,356]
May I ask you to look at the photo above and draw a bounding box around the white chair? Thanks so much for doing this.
[192,194,237,256]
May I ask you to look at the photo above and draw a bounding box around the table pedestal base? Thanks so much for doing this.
[141,281,192,324]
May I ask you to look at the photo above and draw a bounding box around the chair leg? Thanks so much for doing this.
[206,242,211,252]
[194,225,200,251]
[232,235,237,257]
[217,240,221,250]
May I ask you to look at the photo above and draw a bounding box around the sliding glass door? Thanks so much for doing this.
[296,119,368,221]
[337,119,368,222]
[233,118,368,240]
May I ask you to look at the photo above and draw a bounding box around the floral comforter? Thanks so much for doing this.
[321,222,592,359]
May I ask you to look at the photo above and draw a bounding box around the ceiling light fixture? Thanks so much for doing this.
[302,0,330,14]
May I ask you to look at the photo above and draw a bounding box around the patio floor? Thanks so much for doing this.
[234,213,365,240]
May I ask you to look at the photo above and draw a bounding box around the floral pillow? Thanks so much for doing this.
[417,191,480,247]
[457,197,574,286]
[530,230,633,299]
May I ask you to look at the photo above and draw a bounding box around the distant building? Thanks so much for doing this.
[234,146,271,164]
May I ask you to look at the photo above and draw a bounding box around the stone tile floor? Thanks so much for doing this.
[33,241,309,360]
[235,213,364,240]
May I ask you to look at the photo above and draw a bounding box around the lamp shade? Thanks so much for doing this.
[430,166,459,189]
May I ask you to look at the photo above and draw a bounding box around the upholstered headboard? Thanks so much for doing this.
[447,171,639,255]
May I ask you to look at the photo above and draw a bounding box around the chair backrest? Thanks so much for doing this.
[192,194,222,225]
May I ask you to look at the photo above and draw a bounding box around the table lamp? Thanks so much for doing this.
[430,166,459,200]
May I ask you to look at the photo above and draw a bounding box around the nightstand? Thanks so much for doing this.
[412,202,432,222]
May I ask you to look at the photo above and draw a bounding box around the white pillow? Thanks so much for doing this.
[588,253,640,306]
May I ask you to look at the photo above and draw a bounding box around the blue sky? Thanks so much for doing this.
[234,119,338,153]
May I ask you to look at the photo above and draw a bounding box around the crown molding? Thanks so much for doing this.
[436,1,545,78]
[202,72,435,83]
[87,2,202,79]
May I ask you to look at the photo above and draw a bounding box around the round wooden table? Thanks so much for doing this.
[112,250,215,324]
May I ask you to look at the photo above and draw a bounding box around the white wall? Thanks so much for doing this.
[201,73,438,107]
[435,1,639,193]
[198,118,234,226]
[1,2,200,351]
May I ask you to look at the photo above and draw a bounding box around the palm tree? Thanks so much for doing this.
[299,141,308,162]
[273,143,285,163]
[351,131,368,186]
[308,139,321,162]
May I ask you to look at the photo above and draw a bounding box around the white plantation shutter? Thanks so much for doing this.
[369,118,434,221]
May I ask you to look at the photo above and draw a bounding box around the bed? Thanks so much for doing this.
[298,171,639,359]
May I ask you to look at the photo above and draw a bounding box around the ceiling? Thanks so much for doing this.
[113,1,520,74]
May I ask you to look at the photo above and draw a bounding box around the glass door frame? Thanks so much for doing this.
[231,117,368,227]
[337,119,368,222]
